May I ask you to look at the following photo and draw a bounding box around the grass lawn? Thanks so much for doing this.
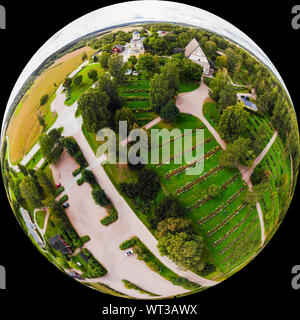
[35,210,46,229]
[82,124,103,155]
[178,82,199,93]
[65,63,105,106]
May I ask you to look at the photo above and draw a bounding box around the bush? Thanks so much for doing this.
[80,235,91,244]
[64,137,80,157]
[40,94,49,106]
[119,238,137,250]
[58,194,68,204]
[82,169,96,185]
[72,168,82,177]
[92,185,110,207]
[168,277,200,290]
[77,177,85,185]
[160,101,179,123]
[55,186,65,197]
[74,151,88,168]
[100,206,118,226]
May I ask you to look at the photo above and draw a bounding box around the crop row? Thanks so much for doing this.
[159,137,213,166]
[207,202,247,237]
[198,187,244,226]
[218,215,258,256]
[165,145,221,179]
[176,164,223,195]
[189,173,239,211]
[222,223,259,267]
[212,206,253,248]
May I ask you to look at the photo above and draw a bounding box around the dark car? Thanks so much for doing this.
[63,203,70,209]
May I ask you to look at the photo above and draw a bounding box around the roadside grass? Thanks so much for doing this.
[7,46,95,163]
[82,124,103,155]
[178,82,199,93]
[122,280,160,297]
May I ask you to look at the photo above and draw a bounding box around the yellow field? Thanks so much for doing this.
[7,46,95,164]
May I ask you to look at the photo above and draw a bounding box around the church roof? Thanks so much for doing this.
[185,38,200,58]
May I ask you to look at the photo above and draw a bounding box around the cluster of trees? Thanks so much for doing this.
[77,74,121,133]
[148,60,180,122]
[39,128,64,164]
[120,168,160,204]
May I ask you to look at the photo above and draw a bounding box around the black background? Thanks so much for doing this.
[0,0,299,318]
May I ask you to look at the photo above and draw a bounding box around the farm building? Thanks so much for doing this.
[49,234,72,255]
[157,30,167,37]
[185,38,210,75]
[112,44,124,54]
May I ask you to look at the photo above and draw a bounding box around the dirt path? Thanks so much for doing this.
[144,116,162,130]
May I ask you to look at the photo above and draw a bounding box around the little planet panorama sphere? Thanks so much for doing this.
[1,1,299,299]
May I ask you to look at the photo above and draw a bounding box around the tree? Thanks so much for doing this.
[114,107,136,131]
[97,74,121,114]
[63,137,79,157]
[40,94,49,106]
[156,217,193,239]
[158,232,205,273]
[18,164,28,176]
[82,169,96,185]
[160,101,179,123]
[36,169,55,194]
[218,83,237,112]
[149,73,173,113]
[99,52,110,68]
[137,168,160,202]
[161,61,179,95]
[20,176,43,208]
[88,69,98,82]
[63,77,72,89]
[92,186,110,207]
[136,53,159,77]
[73,75,83,86]
[108,54,126,85]
[154,196,185,222]
[219,103,249,142]
[243,182,268,206]
[39,129,64,164]
[81,51,88,61]
[220,137,255,168]
[37,111,46,129]
[215,55,228,70]
[208,184,222,198]
[77,87,111,133]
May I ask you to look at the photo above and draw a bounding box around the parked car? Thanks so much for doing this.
[63,203,70,209]
[124,250,134,256]
[56,183,62,189]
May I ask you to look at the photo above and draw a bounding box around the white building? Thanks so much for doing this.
[185,38,210,75]
[130,31,144,55]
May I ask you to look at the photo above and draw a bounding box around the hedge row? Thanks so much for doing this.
[100,206,118,226]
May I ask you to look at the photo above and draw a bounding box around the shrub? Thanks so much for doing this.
[55,186,65,197]
[58,194,68,204]
[74,151,88,168]
[80,235,91,244]
[160,101,179,123]
[92,185,110,207]
[168,277,200,290]
[77,177,85,185]
[82,169,96,185]
[40,94,49,106]
[64,137,80,157]
[72,168,82,177]
[100,206,118,226]
[119,238,137,250]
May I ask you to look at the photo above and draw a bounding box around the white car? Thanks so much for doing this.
[124,250,134,256]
